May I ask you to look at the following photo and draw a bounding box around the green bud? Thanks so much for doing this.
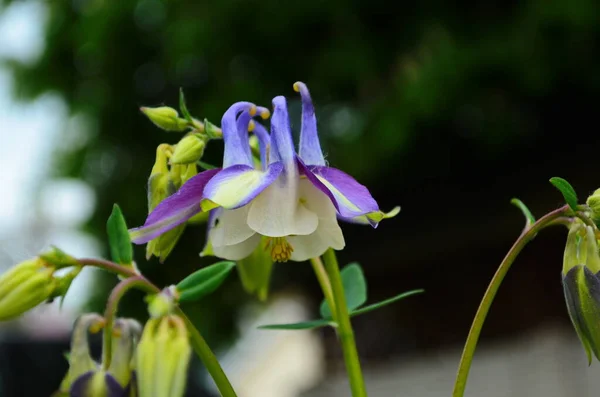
[170,134,206,164]
[562,220,600,363]
[136,315,191,397]
[203,118,222,139]
[587,188,600,221]
[237,237,275,301]
[0,258,59,321]
[146,287,178,318]
[140,106,188,132]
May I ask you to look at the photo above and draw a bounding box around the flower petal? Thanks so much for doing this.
[247,181,318,237]
[270,96,295,167]
[221,102,255,168]
[288,218,345,261]
[129,168,220,244]
[203,163,283,209]
[210,206,255,247]
[298,160,387,225]
[212,233,261,261]
[294,82,325,166]
[251,121,270,168]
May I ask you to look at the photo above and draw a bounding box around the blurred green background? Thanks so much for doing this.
[1,0,600,395]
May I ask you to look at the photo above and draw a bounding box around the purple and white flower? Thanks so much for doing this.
[130,83,398,262]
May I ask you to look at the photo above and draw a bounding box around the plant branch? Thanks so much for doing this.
[452,205,571,397]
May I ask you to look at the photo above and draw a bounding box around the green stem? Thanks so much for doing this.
[175,307,238,397]
[323,249,367,397]
[310,256,337,321]
[79,257,237,396]
[102,276,151,369]
[452,205,570,397]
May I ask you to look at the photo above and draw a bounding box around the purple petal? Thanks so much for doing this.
[70,371,128,397]
[294,82,325,166]
[298,159,382,226]
[203,162,283,209]
[252,121,270,168]
[270,96,295,166]
[129,168,220,244]
[222,102,255,168]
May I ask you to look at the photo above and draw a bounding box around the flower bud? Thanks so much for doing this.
[57,314,142,396]
[170,134,206,164]
[146,287,178,318]
[587,188,600,222]
[562,220,600,363]
[140,106,188,132]
[136,315,191,397]
[0,258,58,321]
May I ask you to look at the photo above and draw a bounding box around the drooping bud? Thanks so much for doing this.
[140,106,188,132]
[136,315,191,397]
[0,258,59,321]
[562,220,600,363]
[586,188,600,222]
[237,237,275,301]
[56,314,142,397]
[170,134,206,164]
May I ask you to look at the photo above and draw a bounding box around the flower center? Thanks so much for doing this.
[265,237,294,262]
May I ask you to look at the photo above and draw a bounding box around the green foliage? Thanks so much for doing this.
[178,88,194,124]
[550,177,579,211]
[106,204,133,266]
[177,261,235,303]
[320,263,367,318]
[510,198,536,225]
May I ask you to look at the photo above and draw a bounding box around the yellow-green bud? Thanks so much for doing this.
[562,220,600,364]
[140,106,188,132]
[39,246,80,269]
[587,188,600,221]
[170,134,206,164]
[0,258,58,321]
[136,315,191,397]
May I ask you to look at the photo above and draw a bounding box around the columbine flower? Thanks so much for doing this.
[130,83,397,262]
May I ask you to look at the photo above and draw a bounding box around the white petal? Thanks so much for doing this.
[287,180,345,261]
[288,218,345,261]
[247,179,318,237]
[212,233,261,261]
[210,205,254,247]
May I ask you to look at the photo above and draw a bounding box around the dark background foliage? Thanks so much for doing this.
[2,0,600,394]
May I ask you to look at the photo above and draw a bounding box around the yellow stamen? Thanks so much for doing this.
[260,109,270,119]
[248,120,256,132]
[293,82,301,92]
[265,237,294,262]
[249,105,257,117]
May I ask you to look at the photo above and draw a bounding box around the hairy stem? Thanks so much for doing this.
[452,205,570,397]
[323,249,367,397]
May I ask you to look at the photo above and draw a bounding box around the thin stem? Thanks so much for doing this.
[175,307,238,397]
[102,276,152,369]
[77,257,140,279]
[310,256,337,321]
[323,249,367,397]
[452,205,570,397]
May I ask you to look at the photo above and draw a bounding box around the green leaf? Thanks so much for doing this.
[510,198,536,225]
[106,204,133,265]
[179,88,194,124]
[320,262,367,318]
[177,261,235,302]
[257,319,334,330]
[550,177,579,211]
[349,289,424,317]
